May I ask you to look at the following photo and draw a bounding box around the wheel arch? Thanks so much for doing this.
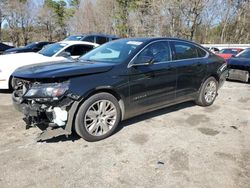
[66,87,126,133]
[209,73,219,83]
[83,87,126,121]
[197,74,219,97]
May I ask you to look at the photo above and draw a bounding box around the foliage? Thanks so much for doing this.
[1,0,250,46]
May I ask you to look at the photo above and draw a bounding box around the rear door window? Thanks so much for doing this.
[172,41,207,60]
[197,47,207,57]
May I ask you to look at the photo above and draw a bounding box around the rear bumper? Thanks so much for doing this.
[228,69,249,82]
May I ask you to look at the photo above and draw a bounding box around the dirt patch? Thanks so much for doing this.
[130,133,149,145]
[204,105,220,113]
[169,149,189,171]
[214,152,236,161]
[186,114,210,126]
[197,127,219,136]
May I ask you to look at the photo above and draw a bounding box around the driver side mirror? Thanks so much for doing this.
[132,55,155,67]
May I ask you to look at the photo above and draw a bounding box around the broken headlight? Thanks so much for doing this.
[24,82,69,99]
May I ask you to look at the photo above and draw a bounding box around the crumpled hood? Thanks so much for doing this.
[12,60,114,79]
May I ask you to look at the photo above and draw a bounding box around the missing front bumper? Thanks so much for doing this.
[12,93,80,141]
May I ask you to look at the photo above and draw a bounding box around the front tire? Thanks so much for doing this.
[75,92,121,142]
[196,77,218,106]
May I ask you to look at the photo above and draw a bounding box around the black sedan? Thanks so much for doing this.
[11,38,228,141]
[227,48,250,82]
[3,42,54,54]
[0,42,14,54]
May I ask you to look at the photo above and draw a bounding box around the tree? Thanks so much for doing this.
[0,0,7,41]
[114,0,138,37]
[69,0,80,8]
[4,0,36,45]
[37,4,57,41]
[44,0,68,39]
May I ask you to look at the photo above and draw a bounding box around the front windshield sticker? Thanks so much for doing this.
[127,41,143,46]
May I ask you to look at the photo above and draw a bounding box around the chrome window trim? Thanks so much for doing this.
[128,39,209,68]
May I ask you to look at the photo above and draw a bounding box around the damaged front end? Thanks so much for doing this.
[12,77,79,141]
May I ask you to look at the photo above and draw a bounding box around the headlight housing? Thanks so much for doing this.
[24,82,69,99]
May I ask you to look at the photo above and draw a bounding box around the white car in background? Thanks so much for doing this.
[0,41,99,90]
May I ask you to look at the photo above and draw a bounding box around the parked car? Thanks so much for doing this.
[64,34,119,45]
[11,38,228,141]
[218,48,243,60]
[0,41,98,90]
[227,48,250,82]
[0,42,14,54]
[3,42,54,55]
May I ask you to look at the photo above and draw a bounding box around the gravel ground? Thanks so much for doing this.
[0,81,249,188]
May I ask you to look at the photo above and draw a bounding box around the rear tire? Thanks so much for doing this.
[196,77,218,106]
[75,92,121,142]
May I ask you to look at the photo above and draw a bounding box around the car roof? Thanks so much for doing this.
[116,37,203,45]
[57,40,99,47]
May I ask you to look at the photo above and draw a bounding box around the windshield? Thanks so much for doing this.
[219,49,239,55]
[38,43,67,57]
[64,36,84,41]
[236,49,250,58]
[80,39,144,63]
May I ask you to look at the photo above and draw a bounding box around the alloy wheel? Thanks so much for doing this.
[84,100,117,136]
[204,81,217,103]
